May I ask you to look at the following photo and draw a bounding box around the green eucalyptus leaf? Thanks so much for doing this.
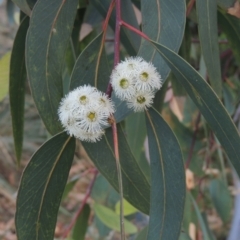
[9,16,29,163]
[217,0,235,9]
[70,33,110,92]
[138,0,186,82]
[93,203,138,234]
[196,0,222,96]
[135,226,148,240]
[150,40,240,178]
[72,204,91,240]
[145,107,185,240]
[16,132,76,240]
[82,125,150,214]
[26,0,79,135]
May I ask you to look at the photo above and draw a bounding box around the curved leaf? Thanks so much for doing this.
[70,33,110,92]
[196,0,222,96]
[82,125,150,214]
[138,0,186,82]
[16,132,75,240]
[9,17,29,163]
[26,0,78,135]
[145,107,185,240]
[151,40,240,178]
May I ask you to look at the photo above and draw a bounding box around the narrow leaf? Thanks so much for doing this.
[93,203,138,234]
[151,41,240,178]
[70,33,110,92]
[82,125,150,214]
[138,0,186,82]
[72,204,90,240]
[9,17,29,163]
[16,132,75,240]
[145,107,185,240]
[115,199,138,216]
[196,0,222,96]
[26,0,79,134]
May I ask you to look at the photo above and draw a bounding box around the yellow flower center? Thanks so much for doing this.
[79,95,88,104]
[87,112,96,122]
[140,72,149,82]
[119,78,129,89]
[137,96,146,104]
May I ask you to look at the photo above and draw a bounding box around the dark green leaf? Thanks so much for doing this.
[138,0,186,82]
[9,17,29,163]
[82,125,150,214]
[26,0,78,135]
[196,0,222,96]
[179,231,192,240]
[16,132,75,240]
[218,10,240,63]
[209,178,232,223]
[91,0,141,55]
[70,33,110,92]
[145,107,185,240]
[151,40,240,178]
[72,204,91,240]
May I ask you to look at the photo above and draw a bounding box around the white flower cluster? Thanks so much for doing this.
[58,85,115,142]
[110,57,162,112]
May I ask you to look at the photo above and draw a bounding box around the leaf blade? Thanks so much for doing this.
[145,108,185,240]
[196,0,222,96]
[9,16,29,163]
[15,132,75,240]
[26,0,79,134]
[151,40,240,178]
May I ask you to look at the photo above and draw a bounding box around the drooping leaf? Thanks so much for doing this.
[82,125,150,214]
[16,132,75,240]
[72,204,91,240]
[209,178,232,223]
[0,52,11,101]
[70,33,110,92]
[9,16,29,163]
[93,203,138,234]
[26,0,79,135]
[151,40,240,178]
[145,107,185,240]
[91,0,141,55]
[196,0,222,96]
[138,0,186,82]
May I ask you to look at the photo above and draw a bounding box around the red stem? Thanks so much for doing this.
[61,169,98,239]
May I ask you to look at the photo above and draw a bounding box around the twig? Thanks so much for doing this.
[61,169,98,239]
